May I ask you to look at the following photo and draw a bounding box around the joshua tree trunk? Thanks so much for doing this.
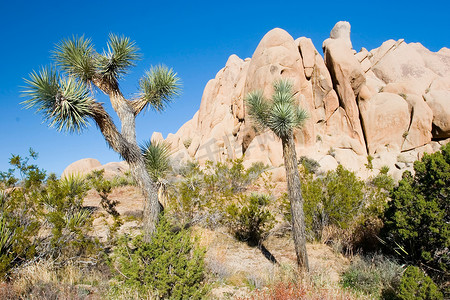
[282,135,309,271]
[90,88,162,242]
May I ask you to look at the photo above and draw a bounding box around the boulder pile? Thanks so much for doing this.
[158,21,450,180]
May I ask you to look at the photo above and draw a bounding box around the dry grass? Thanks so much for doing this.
[5,259,109,299]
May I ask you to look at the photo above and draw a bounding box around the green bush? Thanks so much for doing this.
[298,156,320,174]
[396,266,443,300]
[382,143,449,282]
[111,215,207,299]
[341,254,403,298]
[168,159,267,227]
[281,165,392,250]
[225,193,274,245]
[0,150,97,277]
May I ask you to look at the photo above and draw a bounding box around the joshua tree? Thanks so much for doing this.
[22,35,181,241]
[245,79,309,271]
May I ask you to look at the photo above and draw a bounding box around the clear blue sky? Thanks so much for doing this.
[1,0,449,176]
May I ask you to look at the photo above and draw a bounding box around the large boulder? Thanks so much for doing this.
[62,158,102,178]
[241,28,316,152]
[359,93,410,154]
[323,22,366,154]
[401,94,433,151]
[62,158,129,179]
[370,40,439,93]
[423,90,450,138]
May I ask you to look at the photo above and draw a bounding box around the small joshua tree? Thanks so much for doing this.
[22,35,181,240]
[245,79,309,271]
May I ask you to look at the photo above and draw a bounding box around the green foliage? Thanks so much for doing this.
[168,159,267,227]
[341,254,404,298]
[298,156,320,174]
[53,35,97,82]
[282,165,392,247]
[138,65,182,113]
[382,143,449,281]
[396,266,443,300]
[86,169,120,218]
[141,140,172,182]
[97,34,141,83]
[0,150,97,277]
[245,79,308,139]
[225,194,274,245]
[22,66,95,133]
[23,34,181,133]
[111,215,207,299]
[43,174,93,254]
[0,150,45,276]
[365,155,374,170]
[301,165,364,240]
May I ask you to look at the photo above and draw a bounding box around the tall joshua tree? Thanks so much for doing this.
[22,35,181,241]
[245,79,309,271]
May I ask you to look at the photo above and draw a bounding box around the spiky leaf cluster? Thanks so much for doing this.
[245,79,308,139]
[97,34,140,83]
[22,66,95,133]
[141,140,172,182]
[53,35,97,82]
[138,65,181,112]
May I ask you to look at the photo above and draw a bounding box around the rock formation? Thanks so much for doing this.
[155,21,450,181]
[62,158,129,179]
[64,22,449,182]
[157,21,450,181]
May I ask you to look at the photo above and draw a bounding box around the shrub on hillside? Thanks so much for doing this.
[111,215,207,299]
[225,193,275,245]
[382,143,449,284]
[341,253,404,298]
[282,165,392,249]
[298,156,320,174]
[168,159,267,227]
[0,150,97,277]
[396,266,443,300]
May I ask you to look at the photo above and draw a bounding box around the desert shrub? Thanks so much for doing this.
[0,150,44,277]
[282,165,392,250]
[297,165,365,241]
[42,174,94,254]
[299,156,320,174]
[341,254,404,298]
[111,215,207,299]
[203,158,266,194]
[352,170,395,251]
[86,170,121,217]
[395,266,443,300]
[0,150,98,277]
[382,143,449,283]
[225,193,274,245]
[168,159,267,227]
[365,155,374,170]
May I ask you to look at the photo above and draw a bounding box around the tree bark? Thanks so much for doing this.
[282,135,309,271]
[90,88,161,242]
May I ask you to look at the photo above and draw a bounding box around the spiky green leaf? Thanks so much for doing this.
[137,65,181,113]
[141,140,172,182]
[53,35,97,82]
[245,90,270,130]
[97,34,140,83]
[22,66,95,133]
[245,78,308,139]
